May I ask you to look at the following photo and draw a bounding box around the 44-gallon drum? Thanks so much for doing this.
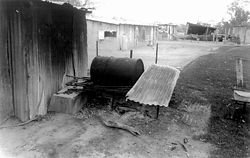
[90,56,144,86]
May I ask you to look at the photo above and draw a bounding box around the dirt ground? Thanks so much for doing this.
[88,40,223,69]
[0,41,249,158]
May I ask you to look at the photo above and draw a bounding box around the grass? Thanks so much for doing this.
[173,45,250,158]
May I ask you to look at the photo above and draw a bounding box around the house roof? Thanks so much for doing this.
[86,15,120,25]
[86,15,157,27]
[158,23,177,26]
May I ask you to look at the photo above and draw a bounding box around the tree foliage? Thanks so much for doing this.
[215,19,232,34]
[227,0,250,26]
[176,24,187,33]
[215,0,250,34]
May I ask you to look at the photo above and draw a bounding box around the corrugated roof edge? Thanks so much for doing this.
[86,16,120,25]
[86,15,157,27]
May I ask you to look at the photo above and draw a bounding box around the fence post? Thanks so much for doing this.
[155,43,160,119]
[155,43,158,64]
[130,50,133,58]
[96,40,99,56]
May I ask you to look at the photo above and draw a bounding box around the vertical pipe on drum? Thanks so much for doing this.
[130,50,133,58]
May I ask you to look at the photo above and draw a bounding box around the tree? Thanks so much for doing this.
[215,20,230,34]
[215,0,249,34]
[176,24,186,33]
[227,0,250,26]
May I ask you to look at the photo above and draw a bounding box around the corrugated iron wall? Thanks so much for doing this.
[87,20,120,68]
[0,0,87,121]
[119,24,136,50]
[0,2,14,121]
[118,24,157,50]
[86,19,157,53]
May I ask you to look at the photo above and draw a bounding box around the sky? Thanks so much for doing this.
[87,0,250,25]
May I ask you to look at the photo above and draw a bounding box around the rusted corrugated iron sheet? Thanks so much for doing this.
[126,64,180,107]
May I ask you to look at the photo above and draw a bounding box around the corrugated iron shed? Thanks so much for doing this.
[126,64,180,107]
[0,0,88,121]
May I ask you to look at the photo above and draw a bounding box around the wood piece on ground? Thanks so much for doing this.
[116,106,138,113]
[97,115,140,136]
[170,146,177,151]
[0,115,40,129]
[178,141,189,158]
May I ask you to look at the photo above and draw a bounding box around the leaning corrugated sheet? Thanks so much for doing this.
[126,64,180,107]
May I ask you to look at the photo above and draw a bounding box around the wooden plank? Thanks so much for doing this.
[242,60,250,90]
[236,58,244,87]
